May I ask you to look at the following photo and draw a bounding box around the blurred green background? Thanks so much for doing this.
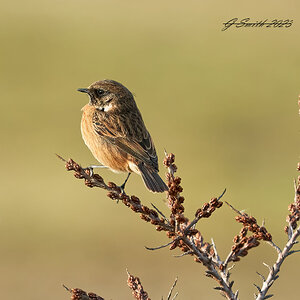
[0,0,299,299]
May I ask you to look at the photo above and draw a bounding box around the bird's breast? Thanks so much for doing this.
[80,104,138,174]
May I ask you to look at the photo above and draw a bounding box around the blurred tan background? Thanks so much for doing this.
[0,0,299,299]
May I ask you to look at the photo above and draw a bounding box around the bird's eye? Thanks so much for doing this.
[95,89,105,97]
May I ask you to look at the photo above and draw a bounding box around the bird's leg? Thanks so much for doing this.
[83,164,108,176]
[120,173,131,193]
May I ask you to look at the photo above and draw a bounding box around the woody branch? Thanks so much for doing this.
[59,153,300,300]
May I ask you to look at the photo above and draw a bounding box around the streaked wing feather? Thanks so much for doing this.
[93,111,159,171]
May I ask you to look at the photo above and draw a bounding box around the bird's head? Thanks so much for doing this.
[77,79,135,113]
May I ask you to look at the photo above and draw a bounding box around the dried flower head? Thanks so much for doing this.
[127,271,151,300]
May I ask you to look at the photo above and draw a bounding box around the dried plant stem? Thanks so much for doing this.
[256,225,300,300]
[166,277,178,300]
[182,235,237,299]
[127,270,151,300]
[60,152,300,300]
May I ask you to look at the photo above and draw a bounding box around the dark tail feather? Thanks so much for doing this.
[138,164,168,193]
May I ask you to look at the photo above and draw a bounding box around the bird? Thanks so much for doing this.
[78,79,168,193]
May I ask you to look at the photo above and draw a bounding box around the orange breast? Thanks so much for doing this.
[80,104,137,173]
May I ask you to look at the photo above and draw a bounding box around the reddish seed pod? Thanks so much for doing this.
[195,208,202,217]
[171,208,177,215]
[240,227,248,237]
[240,250,248,257]
[71,288,89,300]
[121,194,130,201]
[177,186,183,192]
[149,209,158,218]
[240,216,247,223]
[208,207,216,213]
[174,177,181,184]
[202,211,211,218]
[107,192,117,199]
[259,226,267,234]
[170,219,176,226]
[140,215,151,222]
[181,246,189,252]
[265,233,272,241]
[84,179,94,187]
[202,203,209,210]
[240,237,247,245]
[130,205,139,212]
[235,243,243,250]
[150,220,159,225]
[88,292,105,300]
[107,182,117,188]
[74,172,84,179]
[92,174,104,183]
[166,231,175,238]
[210,198,218,206]
[84,168,92,176]
[142,206,150,214]
[169,242,178,250]
[166,173,171,181]
[189,229,198,235]
[163,158,169,167]
[235,216,242,222]
[286,215,292,223]
[233,235,240,243]
[178,239,185,246]
[73,163,81,172]
[288,204,294,212]
[66,160,76,171]
[122,200,130,207]
[231,245,238,252]
[178,196,185,203]
[217,201,223,208]
[130,195,140,203]
[169,153,175,162]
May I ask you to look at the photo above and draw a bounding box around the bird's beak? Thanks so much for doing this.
[77,88,90,94]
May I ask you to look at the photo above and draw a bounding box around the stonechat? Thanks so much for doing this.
[78,79,168,193]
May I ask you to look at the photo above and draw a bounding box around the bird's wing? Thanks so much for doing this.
[92,110,159,171]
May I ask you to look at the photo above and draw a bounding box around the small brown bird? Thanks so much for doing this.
[78,79,168,193]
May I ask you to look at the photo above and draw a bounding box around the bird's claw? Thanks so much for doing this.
[83,167,94,176]
[82,164,107,177]
[119,184,126,195]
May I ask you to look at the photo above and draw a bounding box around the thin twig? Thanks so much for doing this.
[151,203,170,225]
[225,201,243,216]
[211,238,222,265]
[217,188,227,201]
[266,241,281,255]
[145,239,178,251]
[173,251,193,258]
[171,292,179,300]
[256,272,265,282]
[166,277,178,300]
[62,284,71,292]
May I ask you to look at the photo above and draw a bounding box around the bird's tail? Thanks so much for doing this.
[138,163,168,193]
